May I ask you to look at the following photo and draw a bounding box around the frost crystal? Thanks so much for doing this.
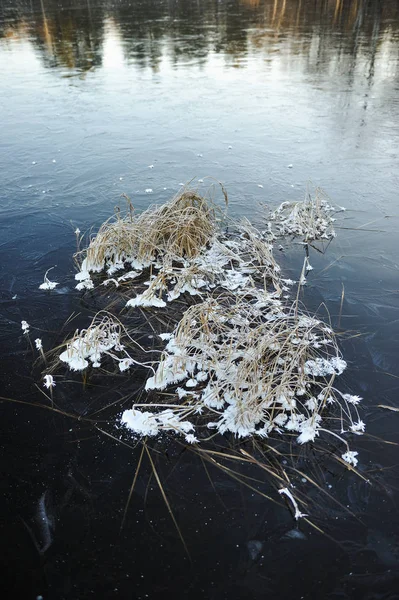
[119,358,134,372]
[126,294,166,308]
[297,416,321,444]
[39,280,58,290]
[121,409,159,436]
[350,420,365,435]
[35,338,43,350]
[43,374,56,389]
[342,450,359,467]
[279,487,307,520]
[21,320,30,334]
[343,394,362,405]
[76,278,94,291]
[121,408,195,440]
[75,260,94,290]
[304,357,346,377]
[39,268,59,290]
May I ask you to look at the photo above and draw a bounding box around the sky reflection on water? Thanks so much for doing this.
[1,0,398,225]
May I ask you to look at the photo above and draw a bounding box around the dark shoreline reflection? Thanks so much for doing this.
[1,0,398,76]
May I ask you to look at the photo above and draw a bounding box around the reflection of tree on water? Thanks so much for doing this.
[0,0,398,78]
[0,0,104,73]
[33,0,103,73]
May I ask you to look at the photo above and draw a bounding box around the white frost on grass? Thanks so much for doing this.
[221,270,249,291]
[278,487,307,520]
[59,313,135,372]
[166,271,209,302]
[269,187,339,241]
[121,409,159,436]
[103,270,142,289]
[59,342,89,371]
[21,320,30,334]
[39,280,58,290]
[342,450,359,467]
[186,378,198,388]
[118,270,140,282]
[209,402,263,438]
[75,260,94,290]
[119,358,134,372]
[76,278,94,291]
[75,259,93,279]
[103,278,119,288]
[159,333,173,341]
[126,294,166,308]
[134,294,361,451]
[298,316,320,328]
[75,192,282,308]
[297,415,322,444]
[342,394,362,405]
[350,420,365,435]
[299,273,307,286]
[304,357,347,377]
[145,355,193,391]
[43,374,56,389]
[106,262,124,276]
[122,233,263,308]
[121,407,195,440]
[39,267,59,290]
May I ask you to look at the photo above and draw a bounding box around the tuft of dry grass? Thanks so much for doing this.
[36,181,367,526]
[269,185,342,242]
[52,311,155,375]
[75,185,284,309]
[122,291,362,466]
[75,187,223,282]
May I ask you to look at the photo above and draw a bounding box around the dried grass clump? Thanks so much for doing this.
[57,311,150,373]
[122,293,363,464]
[143,189,218,261]
[74,187,221,290]
[74,184,283,307]
[269,186,342,242]
[28,181,366,524]
[235,218,282,293]
[125,219,283,307]
[68,183,363,475]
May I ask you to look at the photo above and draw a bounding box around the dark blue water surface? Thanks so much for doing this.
[1,1,399,598]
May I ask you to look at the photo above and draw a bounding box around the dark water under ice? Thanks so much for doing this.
[1,1,399,598]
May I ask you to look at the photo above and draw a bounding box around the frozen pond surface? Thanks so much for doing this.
[0,1,399,598]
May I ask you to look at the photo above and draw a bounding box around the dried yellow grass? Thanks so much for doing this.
[76,186,224,276]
